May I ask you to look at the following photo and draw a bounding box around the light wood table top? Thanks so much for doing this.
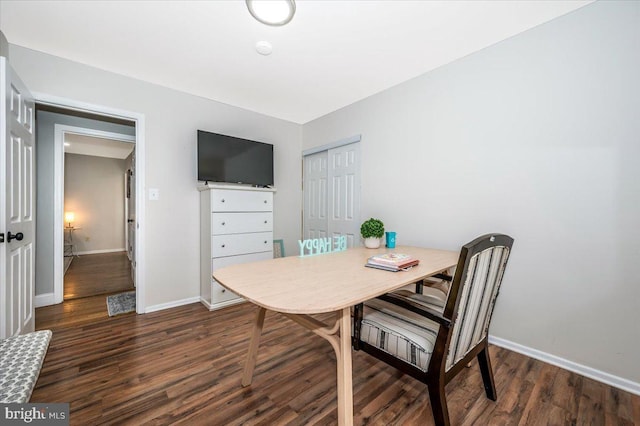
[215,244,459,426]
[213,245,458,314]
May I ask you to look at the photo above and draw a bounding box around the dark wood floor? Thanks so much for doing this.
[32,299,640,425]
[64,251,134,300]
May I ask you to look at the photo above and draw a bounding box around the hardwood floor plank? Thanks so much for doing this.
[247,405,300,426]
[32,300,640,425]
[576,377,606,425]
[551,368,581,424]
[633,392,640,424]
[606,384,635,422]
[64,251,134,300]
[463,353,537,426]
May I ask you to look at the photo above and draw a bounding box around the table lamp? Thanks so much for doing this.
[64,211,75,228]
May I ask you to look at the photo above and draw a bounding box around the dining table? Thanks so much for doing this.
[213,244,459,426]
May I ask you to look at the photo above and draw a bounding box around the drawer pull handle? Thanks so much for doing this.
[222,289,226,293]
[221,222,226,226]
[221,199,225,203]
[264,220,267,224]
[264,241,268,244]
[221,244,226,248]
[264,200,267,203]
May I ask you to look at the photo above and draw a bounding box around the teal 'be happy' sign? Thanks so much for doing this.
[298,236,347,257]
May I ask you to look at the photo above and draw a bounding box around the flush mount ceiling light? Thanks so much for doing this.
[246,0,296,26]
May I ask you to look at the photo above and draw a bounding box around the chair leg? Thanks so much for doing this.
[427,379,450,426]
[477,346,497,401]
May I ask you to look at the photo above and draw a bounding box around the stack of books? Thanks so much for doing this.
[365,253,419,272]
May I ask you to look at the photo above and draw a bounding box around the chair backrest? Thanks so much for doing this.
[443,234,513,371]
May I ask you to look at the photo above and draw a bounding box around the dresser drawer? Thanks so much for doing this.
[211,190,272,212]
[212,251,273,273]
[212,212,272,235]
[212,232,273,257]
[210,251,273,304]
[209,281,240,304]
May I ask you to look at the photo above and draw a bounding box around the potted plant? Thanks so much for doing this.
[360,218,384,249]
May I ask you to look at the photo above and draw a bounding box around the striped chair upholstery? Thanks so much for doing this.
[395,270,454,311]
[359,297,439,371]
[353,234,514,426]
[358,270,454,371]
[445,245,510,370]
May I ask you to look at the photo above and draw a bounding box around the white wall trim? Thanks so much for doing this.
[145,297,201,314]
[302,134,361,156]
[57,125,135,144]
[34,293,56,308]
[75,248,126,256]
[53,125,64,304]
[199,297,246,311]
[489,335,640,396]
[53,124,133,305]
[35,92,147,314]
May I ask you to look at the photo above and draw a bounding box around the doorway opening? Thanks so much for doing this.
[33,99,145,316]
[60,125,135,300]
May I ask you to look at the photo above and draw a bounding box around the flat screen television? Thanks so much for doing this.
[197,130,274,187]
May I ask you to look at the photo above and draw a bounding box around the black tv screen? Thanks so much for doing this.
[197,130,274,187]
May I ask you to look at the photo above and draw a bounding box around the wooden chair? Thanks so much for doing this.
[353,233,514,425]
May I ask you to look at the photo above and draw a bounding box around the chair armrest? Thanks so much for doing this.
[414,273,452,294]
[432,273,453,282]
[377,293,451,328]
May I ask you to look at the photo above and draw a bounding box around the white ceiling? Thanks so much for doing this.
[0,0,592,124]
[64,133,135,160]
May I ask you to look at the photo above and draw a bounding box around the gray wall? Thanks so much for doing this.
[64,153,126,253]
[13,45,302,308]
[303,1,640,383]
[35,110,135,295]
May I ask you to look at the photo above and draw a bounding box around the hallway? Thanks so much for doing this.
[64,251,133,300]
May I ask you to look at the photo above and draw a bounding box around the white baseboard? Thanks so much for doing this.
[489,335,640,396]
[145,296,200,313]
[75,248,126,255]
[199,297,246,311]
[34,293,57,308]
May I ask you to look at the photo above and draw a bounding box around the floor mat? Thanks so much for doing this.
[106,291,136,317]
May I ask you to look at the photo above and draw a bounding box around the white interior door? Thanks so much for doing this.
[303,151,328,239]
[303,142,360,248]
[327,143,360,248]
[1,57,36,338]
[126,154,136,284]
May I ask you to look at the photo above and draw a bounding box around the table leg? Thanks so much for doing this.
[242,306,266,387]
[336,307,353,426]
[266,309,354,425]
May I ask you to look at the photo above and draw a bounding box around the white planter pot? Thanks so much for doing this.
[364,237,381,249]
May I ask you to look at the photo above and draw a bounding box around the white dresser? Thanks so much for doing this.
[199,184,275,310]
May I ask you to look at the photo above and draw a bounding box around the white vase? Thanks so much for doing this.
[364,237,381,249]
